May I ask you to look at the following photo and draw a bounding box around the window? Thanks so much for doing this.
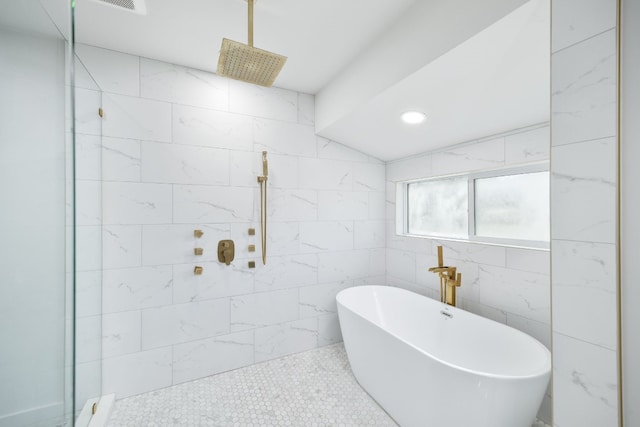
[399,163,549,249]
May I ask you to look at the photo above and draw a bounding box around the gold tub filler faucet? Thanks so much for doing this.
[428,245,462,306]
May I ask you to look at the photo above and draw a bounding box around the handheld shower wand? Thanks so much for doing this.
[258,151,268,265]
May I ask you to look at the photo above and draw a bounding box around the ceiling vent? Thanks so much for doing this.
[89,0,147,15]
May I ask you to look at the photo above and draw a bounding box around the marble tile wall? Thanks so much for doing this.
[74,44,385,399]
[385,124,553,424]
[550,1,619,426]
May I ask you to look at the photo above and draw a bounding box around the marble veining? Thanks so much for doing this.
[107,343,550,427]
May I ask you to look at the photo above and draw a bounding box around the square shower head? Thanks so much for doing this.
[217,38,287,87]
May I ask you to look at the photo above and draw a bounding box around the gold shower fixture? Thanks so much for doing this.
[257,151,268,265]
[428,246,462,306]
[217,0,287,87]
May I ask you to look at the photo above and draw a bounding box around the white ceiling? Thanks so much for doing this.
[75,0,417,94]
[74,0,550,161]
[318,0,550,161]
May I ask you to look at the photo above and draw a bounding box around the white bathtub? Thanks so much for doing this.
[336,285,551,427]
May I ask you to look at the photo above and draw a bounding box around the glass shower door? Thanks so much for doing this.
[0,1,75,426]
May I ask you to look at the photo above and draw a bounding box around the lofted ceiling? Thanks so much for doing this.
[74,0,550,161]
[74,0,417,95]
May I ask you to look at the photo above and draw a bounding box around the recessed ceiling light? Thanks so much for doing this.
[401,111,427,124]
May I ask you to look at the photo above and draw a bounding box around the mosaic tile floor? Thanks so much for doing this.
[107,343,551,427]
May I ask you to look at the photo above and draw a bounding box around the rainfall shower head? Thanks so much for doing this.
[216,0,287,87]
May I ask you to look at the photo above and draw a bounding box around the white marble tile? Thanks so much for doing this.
[553,333,618,427]
[506,247,550,274]
[300,221,353,253]
[317,137,369,162]
[552,240,617,350]
[353,162,386,192]
[172,331,254,384]
[102,311,141,359]
[318,314,343,346]
[76,270,102,317]
[369,248,387,277]
[75,88,102,136]
[254,254,318,292]
[318,250,373,283]
[265,153,300,189]
[354,275,387,287]
[254,318,318,363]
[551,29,617,146]
[172,261,254,303]
[76,226,103,271]
[102,182,172,225]
[299,282,350,318]
[141,224,230,266]
[228,150,255,188]
[318,191,368,221]
[268,189,317,222]
[106,344,397,426]
[230,151,299,189]
[254,118,316,157]
[141,299,230,349]
[102,137,141,182]
[386,223,432,253]
[74,55,100,92]
[506,313,551,349]
[103,225,142,269]
[76,180,102,226]
[386,154,432,182]
[140,58,228,110]
[435,240,507,267]
[297,93,315,125]
[75,134,102,180]
[386,182,397,221]
[551,138,617,243]
[76,315,101,363]
[75,44,140,96]
[386,249,417,283]
[102,93,172,142]
[552,0,617,53]
[172,104,253,151]
[229,80,297,122]
[478,265,550,323]
[504,126,550,164]
[230,289,299,332]
[431,137,505,176]
[354,220,385,249]
[456,299,508,324]
[369,191,386,220]
[173,185,254,223]
[299,157,352,191]
[263,222,300,257]
[140,141,229,185]
[390,279,438,300]
[102,265,173,313]
[102,347,172,399]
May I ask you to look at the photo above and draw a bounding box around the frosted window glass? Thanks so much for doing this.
[407,178,468,237]
[475,172,549,241]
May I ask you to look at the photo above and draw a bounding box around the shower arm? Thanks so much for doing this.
[248,0,254,47]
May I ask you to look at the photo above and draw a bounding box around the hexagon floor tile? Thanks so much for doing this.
[107,343,551,427]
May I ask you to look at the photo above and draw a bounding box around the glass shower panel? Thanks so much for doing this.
[73,50,104,422]
[0,1,75,426]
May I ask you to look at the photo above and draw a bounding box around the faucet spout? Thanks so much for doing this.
[428,246,462,306]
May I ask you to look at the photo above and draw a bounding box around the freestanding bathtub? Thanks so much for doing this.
[336,285,551,427]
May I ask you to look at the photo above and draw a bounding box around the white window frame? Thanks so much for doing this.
[397,161,550,250]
